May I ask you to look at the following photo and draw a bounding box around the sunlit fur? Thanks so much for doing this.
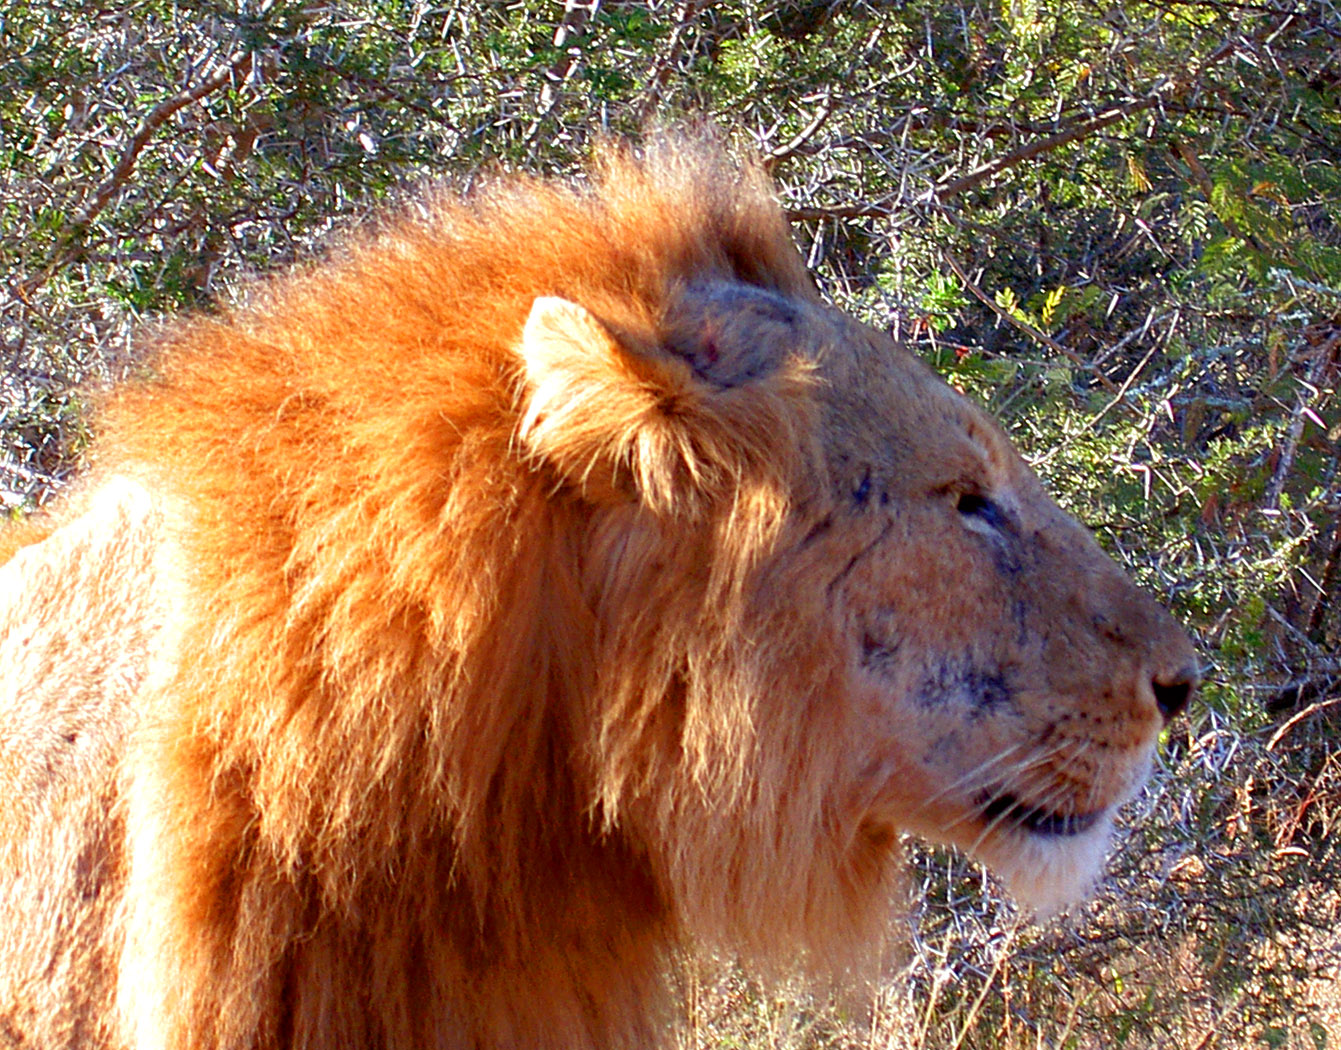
[0,136,1197,1049]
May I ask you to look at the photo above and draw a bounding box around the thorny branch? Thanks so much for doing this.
[527,0,602,145]
[762,90,834,173]
[79,51,255,228]
[786,18,1288,220]
[940,249,1122,393]
[635,0,709,124]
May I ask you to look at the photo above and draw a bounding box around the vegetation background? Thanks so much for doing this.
[2,0,1338,1046]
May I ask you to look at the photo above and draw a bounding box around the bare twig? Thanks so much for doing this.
[527,0,601,144]
[1264,326,1339,511]
[928,26,1263,203]
[762,90,834,173]
[1266,696,1341,750]
[784,199,895,222]
[931,91,1179,202]
[1033,329,1168,467]
[783,23,1274,221]
[635,0,707,124]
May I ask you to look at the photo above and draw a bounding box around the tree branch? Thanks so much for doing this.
[781,26,1258,220]
[784,199,893,222]
[526,0,601,144]
[940,249,1121,392]
[79,51,254,227]
[928,25,1275,202]
[932,90,1174,202]
[762,90,834,173]
[635,0,708,124]
[1264,326,1337,511]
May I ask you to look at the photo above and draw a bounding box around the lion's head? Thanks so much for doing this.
[1,135,1197,1050]
[516,266,1198,956]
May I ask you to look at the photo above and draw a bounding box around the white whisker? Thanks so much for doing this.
[938,736,1093,841]
[915,743,1027,810]
[921,736,1078,817]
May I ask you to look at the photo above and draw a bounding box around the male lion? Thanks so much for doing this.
[0,137,1197,1049]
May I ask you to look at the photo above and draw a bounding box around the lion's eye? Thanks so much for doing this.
[956,491,1009,531]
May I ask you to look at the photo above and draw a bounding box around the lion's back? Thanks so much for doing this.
[0,479,166,1047]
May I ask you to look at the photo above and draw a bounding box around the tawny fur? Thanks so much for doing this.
[0,137,1197,1050]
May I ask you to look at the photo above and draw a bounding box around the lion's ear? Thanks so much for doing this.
[518,293,812,514]
[518,296,690,510]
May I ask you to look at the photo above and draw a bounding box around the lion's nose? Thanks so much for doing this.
[1152,666,1199,723]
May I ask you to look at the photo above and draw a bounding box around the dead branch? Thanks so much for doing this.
[784,199,894,222]
[930,91,1176,203]
[928,23,1276,202]
[79,51,255,228]
[762,90,834,173]
[528,0,602,143]
[1266,691,1341,740]
[1264,326,1339,511]
[635,0,709,124]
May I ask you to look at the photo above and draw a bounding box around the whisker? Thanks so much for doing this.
[938,736,1095,841]
[1004,741,1095,818]
[965,791,1029,854]
[924,743,1072,831]
[995,737,1086,784]
[915,743,1027,811]
[933,745,1078,836]
[967,742,1106,847]
[969,773,1084,850]
[925,735,1084,812]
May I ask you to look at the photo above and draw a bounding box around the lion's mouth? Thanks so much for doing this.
[979,792,1103,838]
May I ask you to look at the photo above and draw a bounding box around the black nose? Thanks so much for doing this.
[1153,667,1199,723]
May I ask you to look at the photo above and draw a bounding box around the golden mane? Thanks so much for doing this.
[100,139,870,1047]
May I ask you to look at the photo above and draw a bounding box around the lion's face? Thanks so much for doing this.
[521,279,1197,919]
[779,310,1198,911]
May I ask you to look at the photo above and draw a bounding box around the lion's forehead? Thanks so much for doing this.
[800,316,1031,493]
[660,280,836,387]
[656,282,1046,510]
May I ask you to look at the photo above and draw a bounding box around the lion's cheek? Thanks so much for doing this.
[839,688,995,845]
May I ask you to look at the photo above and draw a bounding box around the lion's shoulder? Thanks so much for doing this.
[0,478,165,841]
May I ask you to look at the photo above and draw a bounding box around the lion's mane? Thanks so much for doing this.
[96,141,879,1050]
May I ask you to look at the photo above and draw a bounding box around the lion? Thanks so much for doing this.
[0,136,1198,1050]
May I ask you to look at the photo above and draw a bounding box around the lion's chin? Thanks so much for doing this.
[974,811,1116,918]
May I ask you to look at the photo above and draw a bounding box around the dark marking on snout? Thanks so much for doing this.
[799,513,833,548]
[1011,597,1032,645]
[1091,611,1128,645]
[852,469,872,506]
[915,659,1016,716]
[966,668,1013,713]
